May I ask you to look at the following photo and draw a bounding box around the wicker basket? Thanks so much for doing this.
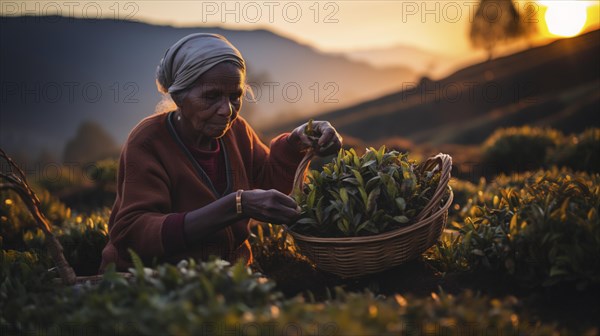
[284,153,453,278]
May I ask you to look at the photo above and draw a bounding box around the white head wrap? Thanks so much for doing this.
[156,33,245,94]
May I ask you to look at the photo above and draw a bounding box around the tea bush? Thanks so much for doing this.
[481,127,600,174]
[23,210,110,275]
[0,188,71,249]
[448,178,482,221]
[85,158,118,188]
[1,249,559,335]
[550,128,600,173]
[0,188,109,275]
[249,222,322,295]
[1,147,598,334]
[428,168,600,288]
[481,126,563,173]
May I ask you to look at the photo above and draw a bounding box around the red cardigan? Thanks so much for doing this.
[99,112,304,272]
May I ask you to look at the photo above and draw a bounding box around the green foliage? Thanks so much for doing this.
[550,128,600,173]
[291,146,441,237]
[85,158,118,187]
[1,256,281,335]
[23,210,109,276]
[1,249,560,335]
[250,222,311,272]
[0,184,587,335]
[0,188,71,249]
[34,164,85,194]
[425,230,470,274]
[1,187,109,275]
[34,159,118,196]
[428,168,600,288]
[249,223,324,296]
[0,248,50,283]
[2,137,597,334]
[482,126,563,173]
[0,248,59,329]
[448,178,482,219]
[481,127,600,174]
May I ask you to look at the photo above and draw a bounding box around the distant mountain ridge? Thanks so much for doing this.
[343,44,457,77]
[0,16,415,160]
[271,29,600,145]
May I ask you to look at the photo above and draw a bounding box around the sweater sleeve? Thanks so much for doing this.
[161,212,188,254]
[109,139,174,262]
[241,120,306,194]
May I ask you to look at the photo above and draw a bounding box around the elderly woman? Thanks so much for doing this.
[99,33,342,271]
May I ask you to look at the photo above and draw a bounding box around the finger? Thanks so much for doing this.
[277,208,301,223]
[276,193,298,209]
[262,206,297,224]
[318,136,342,156]
[317,127,335,146]
[297,132,313,146]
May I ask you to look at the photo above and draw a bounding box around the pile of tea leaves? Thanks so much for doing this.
[291,146,441,237]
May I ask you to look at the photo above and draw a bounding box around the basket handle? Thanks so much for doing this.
[292,149,315,196]
[415,153,452,221]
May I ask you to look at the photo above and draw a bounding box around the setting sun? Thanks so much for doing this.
[540,1,588,37]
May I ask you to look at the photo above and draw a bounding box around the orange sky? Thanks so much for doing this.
[2,1,598,55]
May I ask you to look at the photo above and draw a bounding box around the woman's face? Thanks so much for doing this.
[177,62,244,139]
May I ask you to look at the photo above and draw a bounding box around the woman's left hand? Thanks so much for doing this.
[288,120,343,156]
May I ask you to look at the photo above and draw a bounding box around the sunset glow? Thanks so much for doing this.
[2,1,600,53]
[540,1,589,37]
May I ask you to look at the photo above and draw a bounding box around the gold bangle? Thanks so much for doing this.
[236,189,244,214]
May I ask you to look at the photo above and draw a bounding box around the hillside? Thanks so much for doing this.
[342,44,459,77]
[0,16,414,160]
[271,29,600,145]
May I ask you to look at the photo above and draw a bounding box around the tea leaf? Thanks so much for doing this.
[339,188,349,204]
[393,216,410,224]
[367,188,381,213]
[352,169,364,186]
[337,218,350,235]
[509,214,518,236]
[291,146,445,238]
[307,187,317,209]
[295,218,318,225]
[356,220,371,233]
[359,186,368,208]
[395,197,406,211]
[128,249,145,278]
[305,119,315,136]
[362,160,376,169]
[366,176,381,191]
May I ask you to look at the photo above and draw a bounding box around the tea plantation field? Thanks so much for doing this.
[1,127,599,335]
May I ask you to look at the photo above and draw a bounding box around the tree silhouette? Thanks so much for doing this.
[470,0,533,60]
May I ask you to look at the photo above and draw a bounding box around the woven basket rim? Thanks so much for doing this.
[284,152,453,245]
[284,187,453,245]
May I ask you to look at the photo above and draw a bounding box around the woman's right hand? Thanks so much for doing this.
[241,189,299,224]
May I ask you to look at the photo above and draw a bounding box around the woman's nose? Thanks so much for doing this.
[216,99,233,117]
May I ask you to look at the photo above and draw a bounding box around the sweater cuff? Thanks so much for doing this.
[272,133,306,167]
[161,212,188,255]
